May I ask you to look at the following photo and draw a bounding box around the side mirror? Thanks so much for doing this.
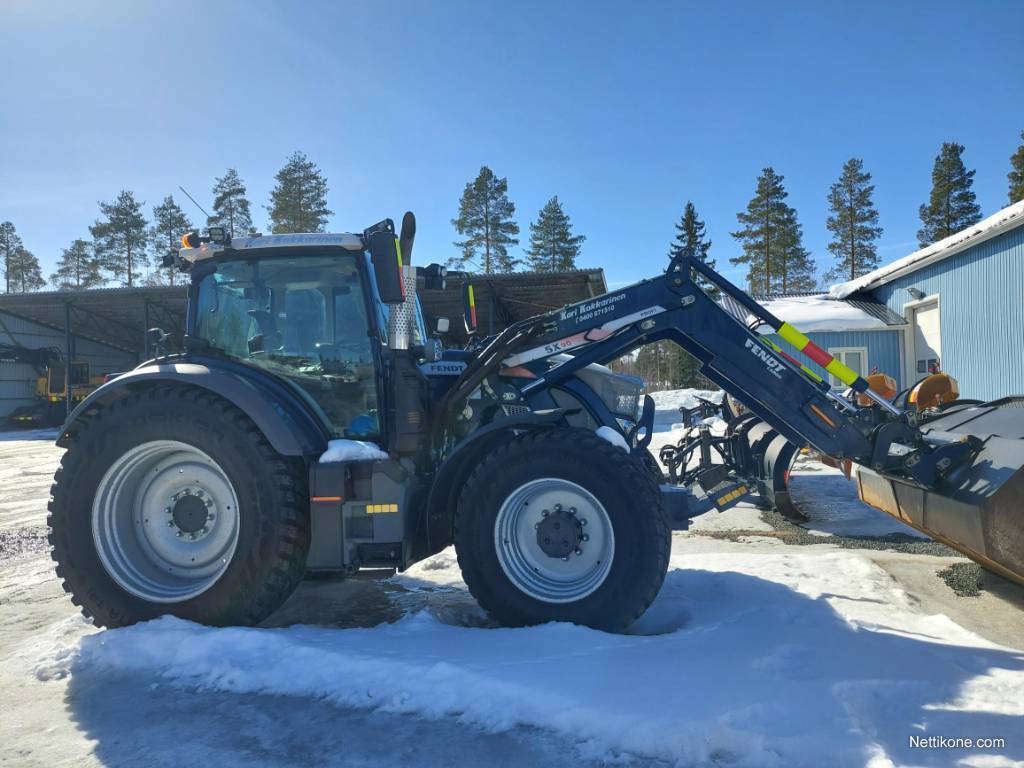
[367,226,405,304]
[462,283,477,334]
[435,317,450,334]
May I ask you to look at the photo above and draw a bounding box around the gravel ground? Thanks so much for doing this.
[938,561,986,597]
[0,525,49,562]
[699,506,959,557]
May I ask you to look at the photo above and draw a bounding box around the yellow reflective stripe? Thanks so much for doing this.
[825,358,859,387]
[801,366,824,383]
[394,237,404,270]
[467,284,475,307]
[777,322,809,350]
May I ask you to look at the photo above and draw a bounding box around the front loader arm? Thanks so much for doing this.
[476,258,876,460]
[443,253,972,487]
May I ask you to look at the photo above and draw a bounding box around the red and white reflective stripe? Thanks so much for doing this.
[502,306,666,367]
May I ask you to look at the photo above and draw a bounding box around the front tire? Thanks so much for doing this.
[49,387,310,628]
[454,428,670,632]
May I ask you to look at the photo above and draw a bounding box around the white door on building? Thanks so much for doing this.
[827,346,868,389]
[912,300,941,377]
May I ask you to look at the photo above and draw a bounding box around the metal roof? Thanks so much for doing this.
[750,292,907,326]
[719,291,906,331]
[829,199,1024,298]
[0,268,607,353]
[420,269,608,342]
[0,286,188,354]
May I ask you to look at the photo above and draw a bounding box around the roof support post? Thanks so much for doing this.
[488,285,496,335]
[64,301,72,419]
[143,298,150,361]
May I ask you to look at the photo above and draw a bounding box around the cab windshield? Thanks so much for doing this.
[194,254,380,439]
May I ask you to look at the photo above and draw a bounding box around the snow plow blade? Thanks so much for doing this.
[732,415,803,519]
[855,397,1024,586]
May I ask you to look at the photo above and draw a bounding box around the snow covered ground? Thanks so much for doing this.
[3,414,1024,767]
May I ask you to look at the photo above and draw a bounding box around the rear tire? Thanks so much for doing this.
[49,387,310,628]
[454,428,670,632]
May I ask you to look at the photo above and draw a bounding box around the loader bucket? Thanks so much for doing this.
[856,397,1024,586]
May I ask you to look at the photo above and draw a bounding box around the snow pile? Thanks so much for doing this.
[756,294,889,333]
[319,439,388,463]
[648,388,723,433]
[41,549,1024,767]
[594,426,629,451]
[648,388,723,412]
[830,199,1024,299]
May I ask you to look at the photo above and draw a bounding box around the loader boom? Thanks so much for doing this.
[444,250,973,489]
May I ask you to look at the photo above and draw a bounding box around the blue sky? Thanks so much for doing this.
[2,0,1022,289]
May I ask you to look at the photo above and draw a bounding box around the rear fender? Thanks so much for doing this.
[57,361,331,457]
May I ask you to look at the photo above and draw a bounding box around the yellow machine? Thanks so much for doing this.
[36,361,104,404]
[8,361,103,427]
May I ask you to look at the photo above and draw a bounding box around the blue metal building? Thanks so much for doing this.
[829,200,1024,400]
[735,201,1024,399]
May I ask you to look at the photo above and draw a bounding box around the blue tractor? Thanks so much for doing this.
[48,213,1024,631]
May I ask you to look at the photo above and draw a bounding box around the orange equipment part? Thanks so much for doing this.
[908,372,959,411]
[856,373,898,408]
[819,454,854,480]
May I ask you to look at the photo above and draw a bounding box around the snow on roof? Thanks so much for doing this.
[758,294,892,333]
[829,199,1024,299]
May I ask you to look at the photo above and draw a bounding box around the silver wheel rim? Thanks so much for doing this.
[92,440,240,603]
[494,478,615,603]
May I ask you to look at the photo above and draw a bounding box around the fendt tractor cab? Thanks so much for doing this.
[49,212,1024,633]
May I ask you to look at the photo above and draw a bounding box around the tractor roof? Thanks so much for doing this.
[180,232,364,263]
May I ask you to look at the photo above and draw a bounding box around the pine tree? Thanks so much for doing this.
[525,196,585,272]
[634,341,713,390]
[776,207,817,292]
[51,239,103,290]
[0,221,24,294]
[825,158,883,282]
[267,151,332,234]
[668,201,717,296]
[90,190,149,287]
[149,196,192,286]
[450,166,520,273]
[1009,130,1024,205]
[731,168,814,294]
[917,142,982,247]
[208,168,253,237]
[8,248,45,292]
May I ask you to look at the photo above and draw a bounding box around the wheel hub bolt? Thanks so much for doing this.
[580,518,587,526]
[541,510,549,517]
[554,503,562,511]
[582,534,590,542]
[574,548,582,556]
